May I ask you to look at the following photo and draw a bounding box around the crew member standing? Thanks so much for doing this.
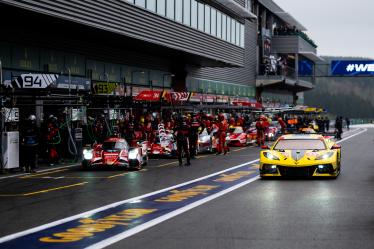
[278,116,287,134]
[21,115,39,173]
[216,114,229,155]
[174,116,191,166]
[335,116,343,140]
[189,116,201,159]
[345,117,350,130]
[256,116,266,147]
[46,115,60,166]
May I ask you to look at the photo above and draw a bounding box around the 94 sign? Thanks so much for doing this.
[14,74,59,89]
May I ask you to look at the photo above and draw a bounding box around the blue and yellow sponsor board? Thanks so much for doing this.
[0,165,258,248]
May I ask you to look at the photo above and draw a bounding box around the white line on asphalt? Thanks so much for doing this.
[338,128,367,143]
[0,164,80,180]
[85,176,261,249]
[0,128,367,245]
[0,159,259,244]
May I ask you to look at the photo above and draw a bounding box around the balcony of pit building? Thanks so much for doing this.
[254,0,324,94]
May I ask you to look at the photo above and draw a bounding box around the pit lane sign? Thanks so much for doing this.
[3,73,91,91]
[6,74,59,88]
[92,82,125,96]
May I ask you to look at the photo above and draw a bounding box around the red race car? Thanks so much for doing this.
[227,126,251,147]
[148,133,177,157]
[82,137,148,170]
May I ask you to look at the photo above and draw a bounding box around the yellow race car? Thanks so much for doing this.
[260,134,341,178]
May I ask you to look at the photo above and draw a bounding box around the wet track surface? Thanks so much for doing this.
[0,128,373,249]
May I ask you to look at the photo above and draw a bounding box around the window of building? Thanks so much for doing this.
[226,16,231,42]
[183,0,191,26]
[240,24,245,47]
[166,0,175,19]
[211,9,217,36]
[105,63,121,82]
[216,11,222,38]
[204,5,211,34]
[191,0,197,28]
[126,0,243,47]
[246,0,252,12]
[132,69,149,85]
[231,18,236,44]
[175,0,183,22]
[157,0,166,16]
[197,2,204,31]
[146,0,156,12]
[87,60,105,81]
[236,21,240,46]
[222,14,227,40]
[135,0,145,8]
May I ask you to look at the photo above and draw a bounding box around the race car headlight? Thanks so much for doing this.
[316,151,334,160]
[83,149,93,160]
[263,152,280,161]
[128,149,139,160]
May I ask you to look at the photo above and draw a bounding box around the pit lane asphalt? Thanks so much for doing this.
[111,128,374,249]
[0,128,371,249]
[0,143,259,237]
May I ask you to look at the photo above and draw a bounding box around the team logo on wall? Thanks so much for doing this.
[164,92,191,102]
[4,74,59,89]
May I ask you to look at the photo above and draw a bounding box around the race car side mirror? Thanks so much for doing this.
[261,145,270,150]
[331,144,341,150]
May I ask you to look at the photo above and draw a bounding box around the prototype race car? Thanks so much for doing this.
[82,137,148,170]
[260,134,341,178]
[197,128,213,153]
[227,126,251,147]
[266,122,280,141]
[148,123,177,157]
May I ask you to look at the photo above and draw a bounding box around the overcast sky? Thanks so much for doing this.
[275,0,374,59]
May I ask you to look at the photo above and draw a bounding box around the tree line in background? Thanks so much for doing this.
[304,56,374,119]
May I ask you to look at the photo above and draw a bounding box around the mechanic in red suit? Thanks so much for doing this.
[216,114,229,155]
[256,115,269,147]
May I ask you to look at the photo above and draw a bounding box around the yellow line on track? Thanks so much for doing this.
[156,161,178,168]
[19,169,70,179]
[0,182,88,197]
[233,147,247,152]
[106,172,129,179]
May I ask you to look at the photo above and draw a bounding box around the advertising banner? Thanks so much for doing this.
[92,82,125,96]
[189,93,203,103]
[164,92,191,102]
[134,90,163,101]
[4,73,59,89]
[3,72,90,91]
[331,60,374,76]
[55,76,91,91]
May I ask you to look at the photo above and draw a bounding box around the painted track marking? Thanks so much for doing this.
[0,128,367,247]
[0,182,88,197]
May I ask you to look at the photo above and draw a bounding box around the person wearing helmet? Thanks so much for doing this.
[21,115,39,173]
